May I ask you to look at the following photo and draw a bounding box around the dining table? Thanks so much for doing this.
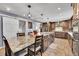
[7,35,35,55]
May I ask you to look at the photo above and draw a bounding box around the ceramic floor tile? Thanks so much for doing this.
[0,38,73,56]
[43,38,73,56]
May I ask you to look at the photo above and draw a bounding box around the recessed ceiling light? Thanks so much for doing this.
[6,7,11,11]
[58,8,61,10]
[23,14,26,16]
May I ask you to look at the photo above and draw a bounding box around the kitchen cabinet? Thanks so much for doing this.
[67,33,73,52]
[73,32,79,56]
[55,32,67,39]
[43,33,55,51]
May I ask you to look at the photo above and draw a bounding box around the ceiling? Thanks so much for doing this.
[0,3,73,22]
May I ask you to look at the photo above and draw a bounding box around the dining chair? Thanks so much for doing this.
[3,36,13,56]
[16,33,28,56]
[17,33,25,37]
[17,33,26,45]
[28,35,43,56]
[3,35,28,56]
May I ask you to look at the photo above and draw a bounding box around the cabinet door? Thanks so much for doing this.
[43,36,49,51]
[73,41,78,56]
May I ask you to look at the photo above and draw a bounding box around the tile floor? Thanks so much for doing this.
[0,38,73,56]
[43,38,73,56]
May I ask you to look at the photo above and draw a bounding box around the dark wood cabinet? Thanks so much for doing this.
[43,33,55,51]
[72,32,79,56]
[55,32,67,39]
[49,22,55,31]
[17,33,25,36]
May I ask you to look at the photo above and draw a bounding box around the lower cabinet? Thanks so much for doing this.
[55,32,67,39]
[43,36,49,51]
[73,32,79,56]
[43,34,54,51]
[67,33,73,52]
[73,41,79,56]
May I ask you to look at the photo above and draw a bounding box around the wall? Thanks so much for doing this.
[55,27,63,31]
[55,22,63,31]
[3,17,19,39]
[2,16,41,38]
[0,16,3,47]
[32,22,40,32]
[19,20,26,33]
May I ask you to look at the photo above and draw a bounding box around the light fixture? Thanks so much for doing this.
[27,5,32,18]
[23,14,26,16]
[58,7,61,10]
[40,13,43,16]
[27,12,32,18]
[6,7,11,11]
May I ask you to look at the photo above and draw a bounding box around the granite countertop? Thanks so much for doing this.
[4,33,53,53]
[7,36,35,53]
[40,32,54,36]
[67,32,79,41]
[67,32,73,38]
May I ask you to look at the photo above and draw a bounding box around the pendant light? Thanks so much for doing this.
[27,5,32,18]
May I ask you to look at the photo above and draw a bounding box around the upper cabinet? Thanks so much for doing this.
[41,20,72,32]
[49,22,55,31]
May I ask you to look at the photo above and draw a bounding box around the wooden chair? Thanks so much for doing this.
[17,33,25,37]
[17,33,26,45]
[3,36,13,56]
[28,35,43,56]
[3,36,28,56]
[16,33,28,56]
